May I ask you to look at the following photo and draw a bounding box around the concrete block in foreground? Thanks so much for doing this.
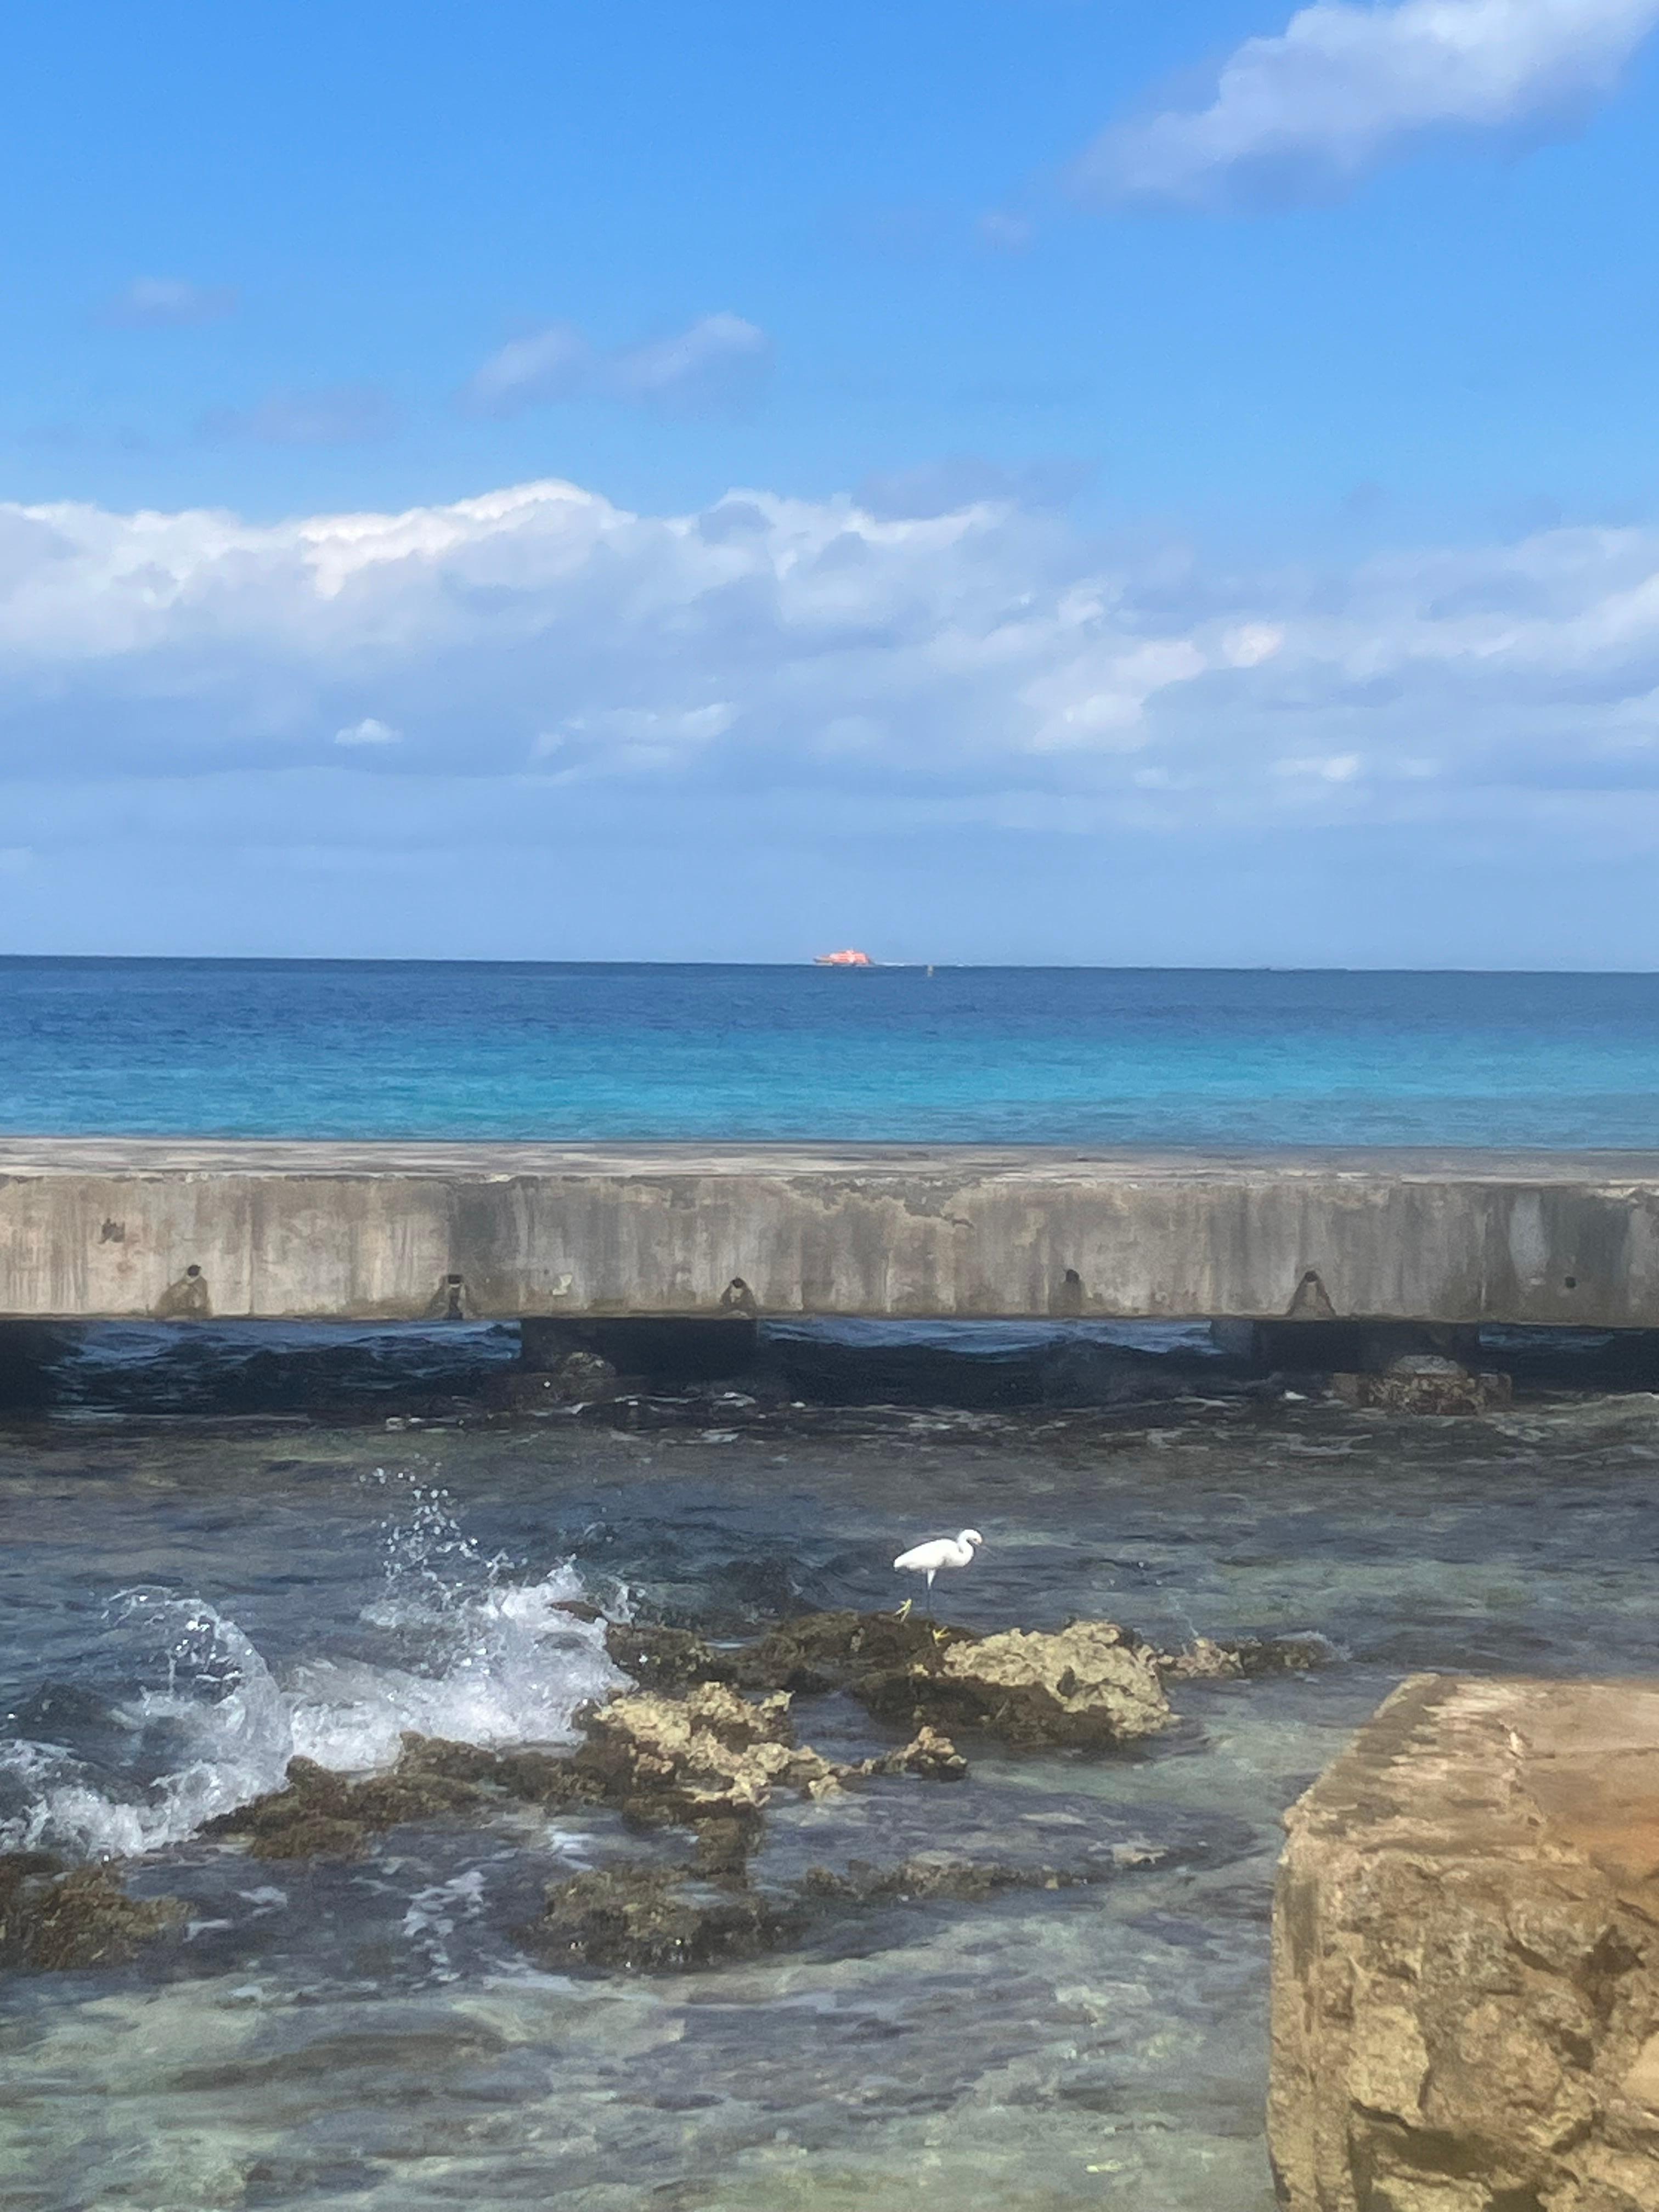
[1270,1674,1659,2210]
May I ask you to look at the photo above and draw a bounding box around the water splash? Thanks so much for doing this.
[0,1481,627,1858]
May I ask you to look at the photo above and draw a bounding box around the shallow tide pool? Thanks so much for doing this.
[5,1386,1659,2212]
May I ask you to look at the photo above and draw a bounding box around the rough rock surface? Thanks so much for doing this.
[612,1605,1329,1729]
[1271,1673,1659,2212]
[572,1681,842,1822]
[736,1610,974,1694]
[529,1865,805,1972]
[861,1620,1172,1747]
[1331,1355,1514,1415]
[205,1734,595,1857]
[1158,1632,1334,1683]
[853,1725,970,1782]
[0,1854,183,1971]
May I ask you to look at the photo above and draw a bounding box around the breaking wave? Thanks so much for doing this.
[0,1478,627,1859]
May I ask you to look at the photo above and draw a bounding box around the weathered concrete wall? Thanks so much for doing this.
[4,1139,1659,1323]
[1270,1674,1659,2211]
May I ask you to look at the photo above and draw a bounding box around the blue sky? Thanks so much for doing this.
[5,0,1659,963]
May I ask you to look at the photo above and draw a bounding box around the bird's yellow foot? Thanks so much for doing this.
[895,1597,913,1622]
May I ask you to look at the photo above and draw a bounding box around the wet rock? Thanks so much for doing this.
[394,1733,595,1808]
[573,1682,840,1824]
[1157,1635,1248,1682]
[1158,1632,1334,1683]
[635,1607,1175,1751]
[731,1607,974,1695]
[1271,1673,1659,2212]
[1331,1355,1513,1415]
[0,1853,183,1971]
[484,1349,622,1412]
[205,1736,596,1857]
[802,1844,1146,1905]
[860,1620,1172,1748]
[529,1865,805,1973]
[605,1621,737,1692]
[692,1815,761,1878]
[853,1726,970,1782]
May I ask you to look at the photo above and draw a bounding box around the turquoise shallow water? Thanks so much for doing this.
[5,1378,1659,2212]
[3,958,1659,1146]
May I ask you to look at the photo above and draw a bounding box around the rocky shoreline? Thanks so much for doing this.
[0,1604,1328,1980]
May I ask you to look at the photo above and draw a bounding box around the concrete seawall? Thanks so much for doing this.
[4,1140,1659,1325]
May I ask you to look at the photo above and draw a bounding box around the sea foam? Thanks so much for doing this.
[0,1483,627,1859]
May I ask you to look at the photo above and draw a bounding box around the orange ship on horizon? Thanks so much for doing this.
[814,947,873,967]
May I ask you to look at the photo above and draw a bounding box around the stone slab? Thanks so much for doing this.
[1270,1673,1659,2211]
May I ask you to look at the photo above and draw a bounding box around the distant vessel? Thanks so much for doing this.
[814,948,873,967]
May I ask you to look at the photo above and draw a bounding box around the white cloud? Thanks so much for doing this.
[1074,0,1659,209]
[4,475,1659,857]
[460,314,771,418]
[460,325,591,416]
[100,277,238,329]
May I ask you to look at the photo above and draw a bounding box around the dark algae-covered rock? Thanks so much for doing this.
[529,1865,807,1973]
[205,1735,598,1858]
[801,1846,1154,1905]
[604,1607,1329,1748]
[0,1853,183,1972]
[528,1831,1166,1977]
[1156,1631,1334,1682]
[735,1609,975,1695]
[611,1607,1173,1743]
[603,1621,737,1692]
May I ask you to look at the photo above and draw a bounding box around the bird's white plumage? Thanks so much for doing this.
[893,1528,984,1586]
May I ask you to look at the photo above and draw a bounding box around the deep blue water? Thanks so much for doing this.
[2,957,1658,1145]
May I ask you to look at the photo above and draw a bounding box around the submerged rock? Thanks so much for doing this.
[530,1824,1157,1976]
[529,1865,805,1973]
[484,1350,622,1412]
[1157,1632,1334,1682]
[0,1853,183,1971]
[802,1846,1147,1905]
[1331,1356,1513,1415]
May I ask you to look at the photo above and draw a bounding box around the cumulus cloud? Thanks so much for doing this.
[1074,0,1659,210]
[460,314,771,419]
[4,475,1659,863]
[201,384,397,445]
[99,276,238,328]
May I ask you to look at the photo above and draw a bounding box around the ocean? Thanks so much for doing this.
[4,957,1659,1145]
[3,962,1659,2211]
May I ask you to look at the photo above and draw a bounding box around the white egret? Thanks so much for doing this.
[893,1528,983,1618]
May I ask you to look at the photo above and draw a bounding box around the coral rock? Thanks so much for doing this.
[573,1681,833,1822]
[1271,1673,1659,2212]
[860,1619,1172,1747]
[0,1854,183,1972]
